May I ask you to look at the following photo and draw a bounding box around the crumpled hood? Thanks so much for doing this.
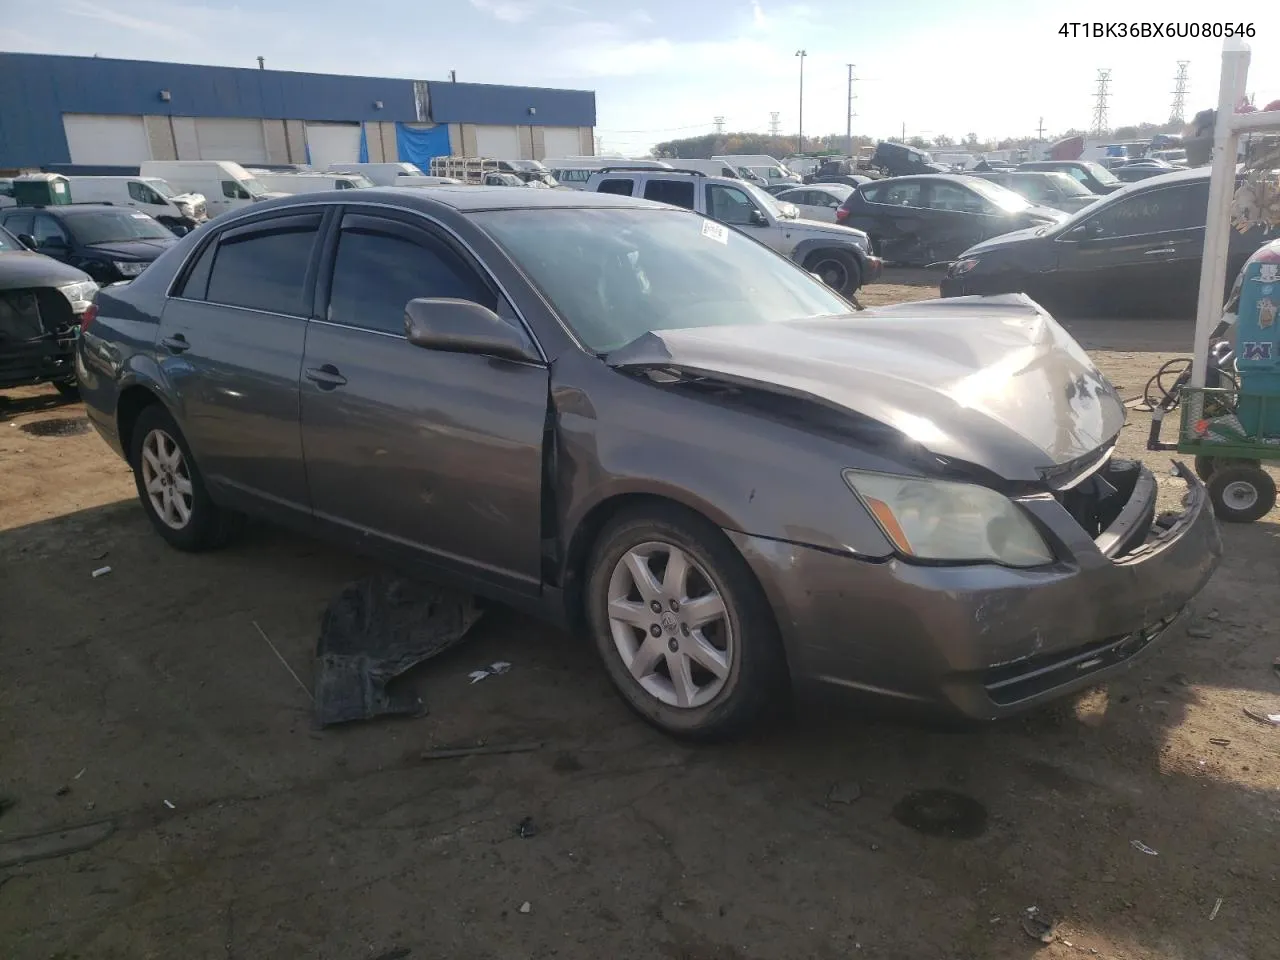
[83,237,178,261]
[606,293,1124,482]
[0,250,94,289]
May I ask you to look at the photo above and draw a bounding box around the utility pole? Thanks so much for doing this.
[1091,69,1111,136]
[714,116,725,136]
[1036,116,1045,140]
[768,111,781,136]
[845,63,856,156]
[901,121,906,142]
[795,50,807,153]
[1170,61,1189,124]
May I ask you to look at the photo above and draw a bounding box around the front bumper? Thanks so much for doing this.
[731,463,1222,720]
[0,331,78,389]
[863,254,884,284]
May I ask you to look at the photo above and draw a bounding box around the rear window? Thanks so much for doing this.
[643,179,695,210]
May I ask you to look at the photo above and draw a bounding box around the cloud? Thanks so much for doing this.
[751,1,768,29]
[468,0,538,23]
[61,0,189,41]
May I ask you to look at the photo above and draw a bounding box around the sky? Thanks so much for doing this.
[3,0,1278,155]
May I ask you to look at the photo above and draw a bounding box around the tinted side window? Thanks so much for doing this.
[128,182,149,202]
[206,220,319,315]
[328,221,495,335]
[176,240,217,300]
[706,184,758,225]
[927,182,988,214]
[597,178,634,195]
[859,183,883,203]
[643,179,695,209]
[3,212,33,237]
[1086,183,1208,237]
[222,180,250,200]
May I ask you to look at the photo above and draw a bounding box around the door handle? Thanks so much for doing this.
[304,364,347,389]
[160,334,189,353]
[1143,247,1177,256]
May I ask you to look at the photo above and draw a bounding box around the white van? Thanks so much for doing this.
[138,161,288,217]
[246,171,375,194]
[325,162,439,187]
[713,155,800,187]
[66,176,207,231]
[544,157,671,190]
[657,159,743,179]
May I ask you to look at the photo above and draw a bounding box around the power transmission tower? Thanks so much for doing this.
[1170,61,1189,124]
[714,116,725,135]
[845,64,857,156]
[1036,116,1046,140]
[769,111,781,136]
[1091,69,1112,136]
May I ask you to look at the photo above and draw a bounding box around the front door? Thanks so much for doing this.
[1053,181,1208,314]
[300,209,549,596]
[704,182,782,252]
[156,211,320,519]
[919,181,1006,262]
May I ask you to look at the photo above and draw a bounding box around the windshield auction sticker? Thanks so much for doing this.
[701,220,729,244]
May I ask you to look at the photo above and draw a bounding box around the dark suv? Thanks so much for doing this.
[0,223,96,396]
[0,205,179,285]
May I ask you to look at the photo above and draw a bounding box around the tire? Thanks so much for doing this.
[1195,456,1254,482]
[584,504,787,740]
[129,404,237,550]
[1206,465,1277,523]
[805,249,862,298]
[52,378,80,400]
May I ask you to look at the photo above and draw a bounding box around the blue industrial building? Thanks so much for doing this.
[0,53,597,171]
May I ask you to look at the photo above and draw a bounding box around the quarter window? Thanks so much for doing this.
[327,220,495,335]
[204,218,320,315]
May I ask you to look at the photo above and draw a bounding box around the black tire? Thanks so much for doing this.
[1194,455,1216,482]
[129,404,237,550]
[52,378,79,400]
[584,503,787,740]
[1195,456,1254,482]
[1206,465,1277,523]
[806,248,862,298]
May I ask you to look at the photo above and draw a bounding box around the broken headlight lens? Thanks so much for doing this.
[843,470,1053,567]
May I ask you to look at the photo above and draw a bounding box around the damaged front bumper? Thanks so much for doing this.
[731,462,1221,720]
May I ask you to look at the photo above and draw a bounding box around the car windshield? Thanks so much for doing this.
[471,208,853,353]
[145,179,176,198]
[1082,162,1120,185]
[960,177,1032,212]
[397,165,426,176]
[1043,172,1094,197]
[66,211,174,244]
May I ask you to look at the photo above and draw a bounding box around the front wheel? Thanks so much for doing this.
[1206,465,1277,523]
[584,505,786,740]
[129,404,238,550]
[805,249,862,298]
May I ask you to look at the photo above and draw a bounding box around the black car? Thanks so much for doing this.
[835,174,1067,265]
[0,205,179,284]
[1016,160,1123,194]
[970,171,1099,214]
[1112,161,1178,183]
[871,142,948,177]
[940,167,1268,317]
[0,223,97,396]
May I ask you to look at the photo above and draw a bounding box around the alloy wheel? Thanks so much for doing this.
[605,541,734,709]
[141,428,194,530]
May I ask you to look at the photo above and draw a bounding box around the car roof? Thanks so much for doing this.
[224,185,667,218]
[2,204,124,217]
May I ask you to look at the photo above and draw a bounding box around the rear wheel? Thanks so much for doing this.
[129,404,237,550]
[584,505,786,740]
[805,249,862,298]
[1206,465,1277,523]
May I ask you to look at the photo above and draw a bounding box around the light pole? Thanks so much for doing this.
[795,49,807,153]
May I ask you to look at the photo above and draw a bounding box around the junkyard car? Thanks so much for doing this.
[0,223,96,397]
[1,205,179,284]
[970,171,1099,214]
[836,174,1067,265]
[78,188,1221,739]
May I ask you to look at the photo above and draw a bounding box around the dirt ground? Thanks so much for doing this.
[2,271,1279,960]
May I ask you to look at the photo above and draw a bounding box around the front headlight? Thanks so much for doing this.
[951,257,981,276]
[843,470,1053,567]
[113,261,148,277]
[57,280,98,312]
[176,201,194,215]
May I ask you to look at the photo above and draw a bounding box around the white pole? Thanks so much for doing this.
[1190,40,1250,388]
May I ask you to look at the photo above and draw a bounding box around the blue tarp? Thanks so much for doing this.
[358,124,369,163]
[395,123,451,170]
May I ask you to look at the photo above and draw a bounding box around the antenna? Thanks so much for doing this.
[1170,61,1189,124]
[769,112,781,136]
[1091,69,1111,136]
[714,116,725,135]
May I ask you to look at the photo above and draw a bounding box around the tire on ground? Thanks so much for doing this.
[805,248,862,299]
[1206,465,1277,523]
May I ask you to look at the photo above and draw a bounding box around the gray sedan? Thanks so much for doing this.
[772,183,854,222]
[76,187,1221,739]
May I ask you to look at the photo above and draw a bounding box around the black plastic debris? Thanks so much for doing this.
[313,575,482,727]
[517,816,538,839]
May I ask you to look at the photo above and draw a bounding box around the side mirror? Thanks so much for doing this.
[749,209,769,226]
[16,234,36,250]
[404,298,541,364]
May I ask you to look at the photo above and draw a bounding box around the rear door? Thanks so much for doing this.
[300,208,549,596]
[156,211,321,519]
[1053,180,1209,314]
[919,181,1004,261]
[642,178,696,210]
[855,179,929,263]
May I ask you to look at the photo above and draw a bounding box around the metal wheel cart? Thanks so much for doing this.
[1148,39,1280,523]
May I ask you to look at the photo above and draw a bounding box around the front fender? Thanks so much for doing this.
[789,236,870,268]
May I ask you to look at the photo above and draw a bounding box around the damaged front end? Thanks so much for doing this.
[0,287,83,391]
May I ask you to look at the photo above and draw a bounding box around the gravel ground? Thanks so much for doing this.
[1,272,1277,960]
